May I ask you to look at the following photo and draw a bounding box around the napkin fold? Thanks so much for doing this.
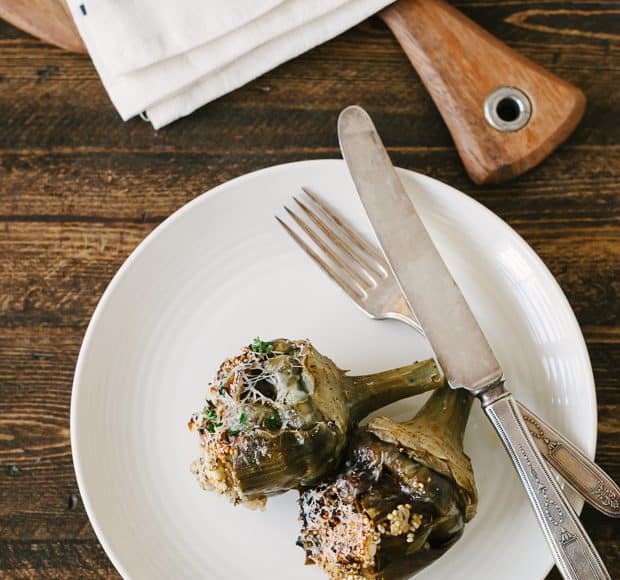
[66,0,393,128]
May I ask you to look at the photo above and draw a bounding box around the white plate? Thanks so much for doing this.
[71,160,597,580]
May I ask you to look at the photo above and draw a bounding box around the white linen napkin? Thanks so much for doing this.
[66,0,393,128]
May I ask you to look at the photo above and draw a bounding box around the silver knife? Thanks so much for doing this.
[338,105,610,580]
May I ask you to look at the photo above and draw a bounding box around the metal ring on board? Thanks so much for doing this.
[484,86,532,132]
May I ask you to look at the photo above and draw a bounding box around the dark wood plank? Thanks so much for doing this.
[0,1,618,578]
[0,541,116,578]
[0,146,618,221]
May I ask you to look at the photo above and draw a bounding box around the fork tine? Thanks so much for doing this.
[292,196,384,282]
[283,206,370,291]
[301,187,388,270]
[276,217,366,302]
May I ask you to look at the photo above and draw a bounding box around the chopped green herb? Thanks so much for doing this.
[207,423,215,433]
[265,415,281,430]
[203,407,217,422]
[228,429,240,436]
[239,412,247,424]
[218,385,228,395]
[251,337,273,354]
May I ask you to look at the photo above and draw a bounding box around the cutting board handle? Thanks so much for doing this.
[380,0,586,184]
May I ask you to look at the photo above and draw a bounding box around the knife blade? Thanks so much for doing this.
[338,105,610,580]
[338,108,502,395]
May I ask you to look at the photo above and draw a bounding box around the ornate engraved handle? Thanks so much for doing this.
[517,403,620,518]
[483,391,610,579]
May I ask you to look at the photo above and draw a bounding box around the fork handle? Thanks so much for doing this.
[483,390,610,579]
[517,403,620,518]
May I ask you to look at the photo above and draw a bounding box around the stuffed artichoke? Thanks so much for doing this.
[189,338,443,508]
[297,384,477,579]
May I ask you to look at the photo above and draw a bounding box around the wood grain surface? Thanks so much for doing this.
[0,2,618,578]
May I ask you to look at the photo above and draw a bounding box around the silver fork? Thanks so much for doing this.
[276,187,620,518]
[276,186,421,333]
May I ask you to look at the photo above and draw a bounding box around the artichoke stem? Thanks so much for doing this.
[404,385,473,447]
[347,358,444,422]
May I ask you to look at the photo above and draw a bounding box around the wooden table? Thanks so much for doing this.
[0,2,617,577]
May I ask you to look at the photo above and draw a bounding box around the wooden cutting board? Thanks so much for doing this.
[0,0,585,185]
[0,0,86,53]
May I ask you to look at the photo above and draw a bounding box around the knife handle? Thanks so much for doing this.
[483,391,610,579]
[517,402,620,518]
[379,0,585,184]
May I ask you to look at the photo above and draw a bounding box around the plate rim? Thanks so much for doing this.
[70,159,597,580]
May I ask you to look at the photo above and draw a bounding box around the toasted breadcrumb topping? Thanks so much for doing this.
[189,339,316,506]
[300,486,424,579]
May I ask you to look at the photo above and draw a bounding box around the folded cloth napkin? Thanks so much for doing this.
[66,0,394,129]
